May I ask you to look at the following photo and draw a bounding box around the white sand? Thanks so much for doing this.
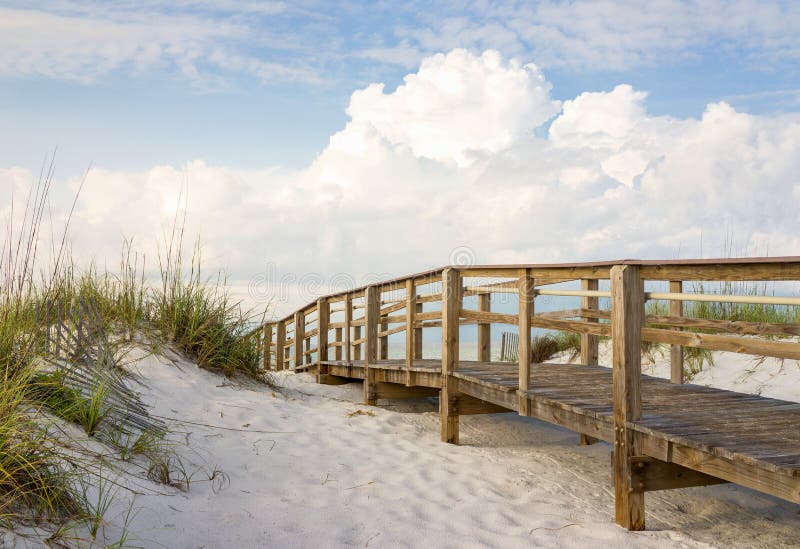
[31,347,794,548]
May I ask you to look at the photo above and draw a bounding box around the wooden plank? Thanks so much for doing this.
[335,327,343,360]
[373,382,439,399]
[441,268,461,444]
[669,281,684,384]
[363,285,379,405]
[455,394,512,415]
[477,293,491,362]
[611,264,645,531]
[378,324,407,338]
[580,279,599,366]
[293,311,304,370]
[405,279,416,386]
[583,308,800,338]
[353,325,362,360]
[344,294,352,364]
[518,269,534,416]
[580,279,599,445]
[275,321,285,371]
[640,263,800,282]
[460,309,518,326]
[316,297,329,382]
[630,456,727,491]
[530,316,611,336]
[638,435,800,504]
[642,327,800,360]
[263,323,272,371]
[380,301,407,316]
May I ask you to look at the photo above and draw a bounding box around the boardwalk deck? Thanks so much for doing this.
[251,258,800,530]
[318,357,800,504]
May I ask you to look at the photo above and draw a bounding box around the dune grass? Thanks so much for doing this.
[0,176,265,534]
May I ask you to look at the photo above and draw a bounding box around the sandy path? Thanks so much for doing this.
[96,352,799,549]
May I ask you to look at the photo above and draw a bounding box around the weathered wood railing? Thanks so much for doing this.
[249,258,800,530]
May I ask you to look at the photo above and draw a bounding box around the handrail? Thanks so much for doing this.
[252,258,800,374]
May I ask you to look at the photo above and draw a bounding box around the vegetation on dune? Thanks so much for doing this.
[0,176,264,538]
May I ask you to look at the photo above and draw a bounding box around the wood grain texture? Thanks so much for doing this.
[316,298,329,382]
[669,281,684,384]
[441,268,461,444]
[363,286,379,405]
[580,279,599,366]
[293,311,304,370]
[611,264,645,531]
[477,292,492,362]
[518,269,534,416]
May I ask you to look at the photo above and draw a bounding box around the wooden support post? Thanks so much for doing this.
[611,264,645,531]
[580,278,600,445]
[363,286,379,405]
[275,321,285,371]
[518,269,534,416]
[669,280,684,384]
[477,292,491,362]
[344,294,352,364]
[405,278,416,386]
[316,298,329,382]
[440,268,461,444]
[294,311,304,370]
[263,323,272,371]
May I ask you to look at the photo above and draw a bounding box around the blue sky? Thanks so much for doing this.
[3,1,800,174]
[2,1,800,314]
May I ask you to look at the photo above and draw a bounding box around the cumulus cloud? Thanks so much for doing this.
[346,50,559,166]
[3,49,799,314]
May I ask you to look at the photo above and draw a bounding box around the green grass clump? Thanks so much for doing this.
[0,368,82,523]
[154,238,261,378]
[26,371,87,425]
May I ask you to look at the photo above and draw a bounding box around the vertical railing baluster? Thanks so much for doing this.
[517,269,533,416]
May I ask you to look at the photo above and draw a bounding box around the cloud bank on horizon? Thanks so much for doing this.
[3,49,800,312]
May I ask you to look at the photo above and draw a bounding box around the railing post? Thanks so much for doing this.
[276,321,285,371]
[611,264,645,531]
[363,285,379,405]
[344,294,352,364]
[353,324,362,361]
[317,298,329,382]
[405,278,416,386]
[335,326,343,361]
[669,280,684,384]
[294,311,304,370]
[580,279,599,365]
[517,269,534,416]
[380,315,389,361]
[263,323,272,371]
[414,300,423,360]
[580,278,600,445]
[477,292,491,362]
[440,268,461,444]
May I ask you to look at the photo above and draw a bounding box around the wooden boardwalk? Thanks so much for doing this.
[249,258,800,531]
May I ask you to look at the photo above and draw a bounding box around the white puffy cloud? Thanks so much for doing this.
[3,49,800,314]
[345,50,560,166]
